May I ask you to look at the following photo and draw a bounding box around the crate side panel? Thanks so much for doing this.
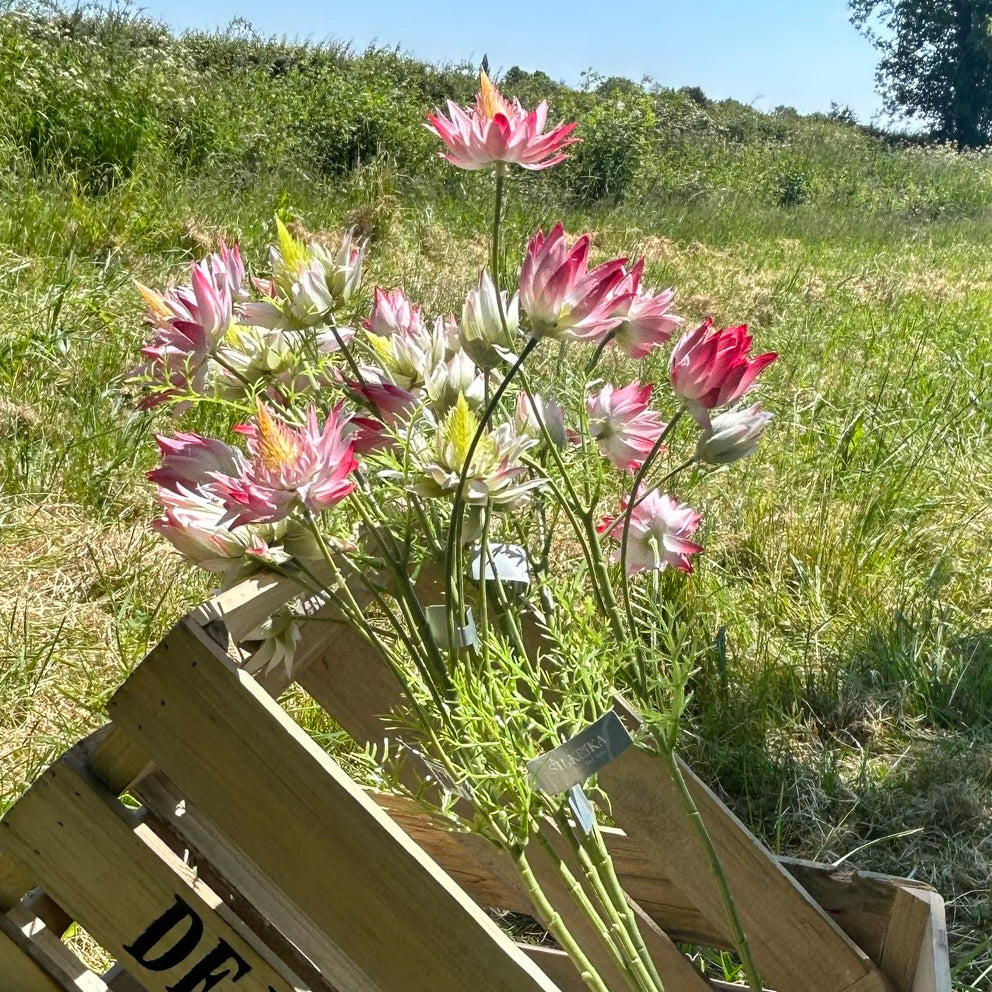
[108,619,562,992]
[0,917,73,992]
[0,747,304,992]
[599,742,891,992]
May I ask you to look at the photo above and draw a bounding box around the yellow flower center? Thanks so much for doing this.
[478,71,508,120]
[255,403,299,470]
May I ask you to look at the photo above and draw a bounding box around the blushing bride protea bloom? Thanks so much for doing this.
[427,71,579,171]
[364,286,425,338]
[670,318,777,427]
[519,224,632,342]
[610,259,683,359]
[131,249,240,408]
[696,404,773,466]
[365,315,457,392]
[600,488,703,575]
[514,392,567,449]
[242,220,368,330]
[413,395,543,507]
[148,432,247,494]
[461,269,519,369]
[148,433,288,577]
[214,403,358,524]
[587,381,667,471]
[153,489,284,575]
[425,351,485,413]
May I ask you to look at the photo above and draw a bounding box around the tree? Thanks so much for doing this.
[850,1,992,145]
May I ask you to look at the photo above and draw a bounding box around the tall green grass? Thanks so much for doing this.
[0,3,990,986]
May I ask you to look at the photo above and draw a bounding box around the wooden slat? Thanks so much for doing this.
[294,622,406,747]
[101,964,150,992]
[518,945,587,992]
[599,740,892,992]
[4,901,109,992]
[0,915,72,992]
[0,744,307,992]
[133,769,364,992]
[107,617,563,992]
[784,859,941,965]
[85,726,153,798]
[878,888,951,992]
[376,790,949,963]
[188,573,305,644]
[0,848,36,910]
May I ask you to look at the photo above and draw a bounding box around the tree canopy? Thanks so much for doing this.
[850,0,992,145]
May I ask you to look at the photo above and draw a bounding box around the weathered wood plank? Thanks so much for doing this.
[0,915,73,992]
[878,887,951,992]
[107,617,563,992]
[781,859,938,964]
[0,744,307,992]
[380,786,949,970]
[85,726,153,797]
[134,770,365,992]
[101,964,150,992]
[188,573,305,644]
[4,900,109,992]
[598,739,893,992]
[0,849,36,910]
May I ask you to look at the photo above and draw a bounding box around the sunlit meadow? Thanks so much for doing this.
[0,4,990,986]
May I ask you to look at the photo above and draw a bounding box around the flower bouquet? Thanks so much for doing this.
[131,72,777,992]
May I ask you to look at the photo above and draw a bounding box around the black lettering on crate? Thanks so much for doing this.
[123,895,253,989]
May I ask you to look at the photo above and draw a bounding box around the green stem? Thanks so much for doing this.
[585,328,617,373]
[653,734,762,992]
[350,491,450,691]
[586,821,665,992]
[443,336,538,660]
[532,828,646,992]
[554,811,662,992]
[514,847,613,992]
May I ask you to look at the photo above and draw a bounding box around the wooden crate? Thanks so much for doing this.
[0,575,952,992]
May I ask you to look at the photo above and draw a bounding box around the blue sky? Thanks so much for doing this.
[150,0,884,122]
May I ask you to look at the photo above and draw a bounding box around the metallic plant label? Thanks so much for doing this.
[528,710,633,795]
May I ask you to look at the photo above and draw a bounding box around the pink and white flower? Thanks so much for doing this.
[148,432,247,494]
[347,376,419,425]
[363,287,425,338]
[519,224,632,342]
[244,223,368,329]
[325,227,367,303]
[208,240,247,302]
[425,351,485,413]
[131,256,237,408]
[153,492,276,574]
[427,72,578,172]
[215,403,358,524]
[587,381,667,471]
[696,404,773,465]
[670,318,777,426]
[610,260,683,359]
[461,269,519,369]
[515,393,567,449]
[600,488,703,575]
[367,315,457,391]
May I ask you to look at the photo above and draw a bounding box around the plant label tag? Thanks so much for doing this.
[426,605,478,649]
[568,783,596,835]
[528,710,633,795]
[470,543,530,591]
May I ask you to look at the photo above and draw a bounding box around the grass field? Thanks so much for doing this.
[0,4,990,986]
